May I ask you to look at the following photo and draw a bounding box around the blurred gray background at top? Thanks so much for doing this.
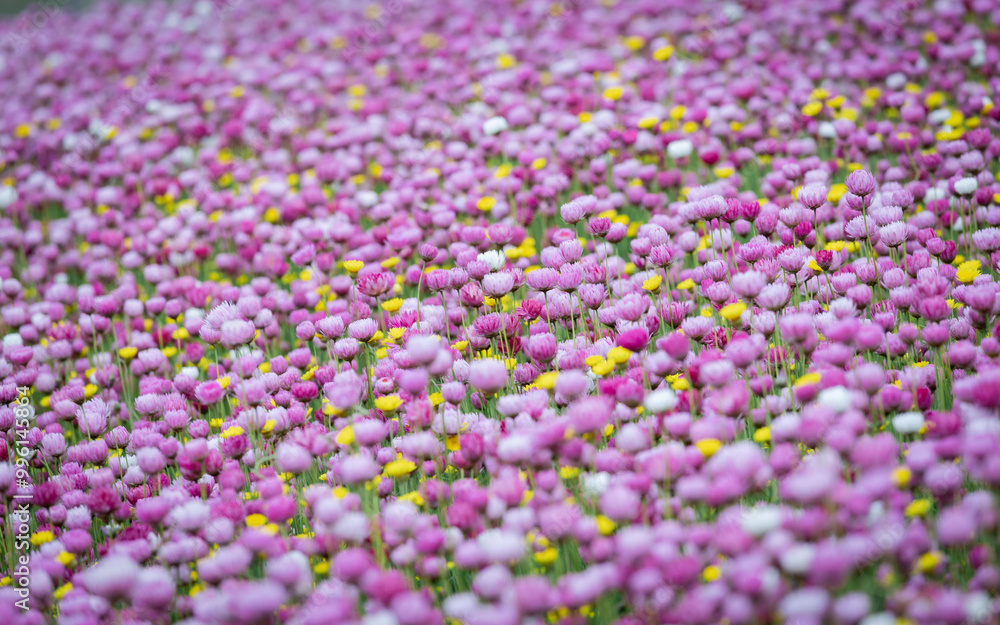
[0,0,91,17]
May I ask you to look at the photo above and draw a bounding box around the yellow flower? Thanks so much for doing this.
[496,53,516,69]
[596,515,617,536]
[653,45,674,61]
[535,371,559,390]
[381,298,403,313]
[753,427,770,443]
[56,551,75,566]
[451,340,469,352]
[53,583,73,600]
[671,377,690,392]
[246,513,268,527]
[30,531,55,547]
[591,360,615,376]
[399,491,425,506]
[892,467,912,488]
[794,372,821,388]
[642,274,662,292]
[719,302,746,322]
[344,260,364,274]
[559,466,581,480]
[335,426,355,446]
[905,499,931,517]
[385,459,417,478]
[476,197,496,211]
[220,426,244,439]
[603,86,623,101]
[607,347,632,364]
[801,101,823,117]
[374,395,403,413]
[84,384,98,399]
[677,278,696,290]
[534,547,559,565]
[446,435,460,451]
[531,157,547,170]
[703,565,721,582]
[956,260,981,284]
[808,259,824,273]
[429,392,444,406]
[827,184,847,203]
[118,347,138,360]
[696,439,722,458]
[914,551,943,574]
[313,560,330,575]
[381,256,401,269]
[388,327,406,341]
[623,35,645,50]
[261,420,276,435]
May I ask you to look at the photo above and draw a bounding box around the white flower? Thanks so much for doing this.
[477,250,506,271]
[817,386,852,413]
[31,312,50,328]
[361,611,400,625]
[964,592,992,623]
[885,72,907,90]
[666,139,693,159]
[928,108,952,125]
[643,388,678,413]
[867,500,886,525]
[496,434,533,463]
[0,186,17,209]
[3,333,23,348]
[332,511,370,543]
[169,499,210,532]
[954,177,978,196]
[818,122,836,138]
[482,116,508,136]
[720,2,744,21]
[860,613,897,625]
[181,366,200,379]
[971,40,986,67]
[779,587,828,619]
[356,190,379,208]
[892,411,924,435]
[924,186,946,201]
[477,529,526,563]
[581,472,611,497]
[172,146,195,166]
[740,505,782,537]
[780,544,815,575]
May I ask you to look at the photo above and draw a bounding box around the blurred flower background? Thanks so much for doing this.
[1,0,1000,624]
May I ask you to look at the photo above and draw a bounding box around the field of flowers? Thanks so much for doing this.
[1,0,1000,623]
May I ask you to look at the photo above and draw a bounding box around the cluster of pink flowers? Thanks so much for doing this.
[2,0,1000,623]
